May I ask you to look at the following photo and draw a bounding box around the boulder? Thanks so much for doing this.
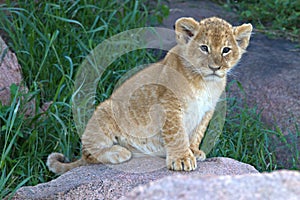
[0,36,23,105]
[9,157,258,199]
[124,170,300,200]
[0,36,51,113]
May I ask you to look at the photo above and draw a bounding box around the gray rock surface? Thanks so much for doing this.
[230,33,299,134]
[124,170,300,200]
[10,157,258,199]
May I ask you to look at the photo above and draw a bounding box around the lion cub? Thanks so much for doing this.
[47,17,252,174]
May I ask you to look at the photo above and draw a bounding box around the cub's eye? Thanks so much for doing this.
[222,47,231,54]
[200,45,209,53]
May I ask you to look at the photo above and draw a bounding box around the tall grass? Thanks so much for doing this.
[0,0,166,197]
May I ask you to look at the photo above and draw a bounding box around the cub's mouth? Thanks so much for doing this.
[203,72,225,81]
[206,73,223,78]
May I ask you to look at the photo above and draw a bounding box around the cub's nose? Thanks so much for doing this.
[209,65,221,72]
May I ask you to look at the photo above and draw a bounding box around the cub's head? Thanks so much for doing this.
[175,17,252,81]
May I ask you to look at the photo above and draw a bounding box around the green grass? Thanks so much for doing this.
[0,0,299,198]
[215,0,300,42]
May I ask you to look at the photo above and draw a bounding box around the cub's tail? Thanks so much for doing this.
[47,153,86,174]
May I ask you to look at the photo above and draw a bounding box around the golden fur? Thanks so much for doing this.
[47,17,252,174]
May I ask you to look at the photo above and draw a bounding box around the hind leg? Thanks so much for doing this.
[83,139,132,164]
[81,103,132,164]
[95,145,132,164]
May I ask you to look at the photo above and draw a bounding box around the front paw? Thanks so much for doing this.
[190,148,206,161]
[167,149,197,171]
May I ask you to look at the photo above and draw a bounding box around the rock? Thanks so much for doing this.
[230,33,300,135]
[124,170,300,200]
[0,36,51,114]
[0,36,23,105]
[9,157,258,199]
[161,0,238,30]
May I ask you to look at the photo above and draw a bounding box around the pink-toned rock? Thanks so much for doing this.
[0,36,51,113]
[9,157,258,199]
[124,170,300,200]
[0,36,22,105]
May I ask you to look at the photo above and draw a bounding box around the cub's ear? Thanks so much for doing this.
[233,23,253,50]
[175,17,199,45]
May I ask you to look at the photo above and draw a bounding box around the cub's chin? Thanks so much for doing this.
[203,74,225,82]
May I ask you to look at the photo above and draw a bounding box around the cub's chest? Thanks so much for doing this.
[183,89,219,136]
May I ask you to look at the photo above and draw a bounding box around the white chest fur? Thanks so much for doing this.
[183,82,222,136]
